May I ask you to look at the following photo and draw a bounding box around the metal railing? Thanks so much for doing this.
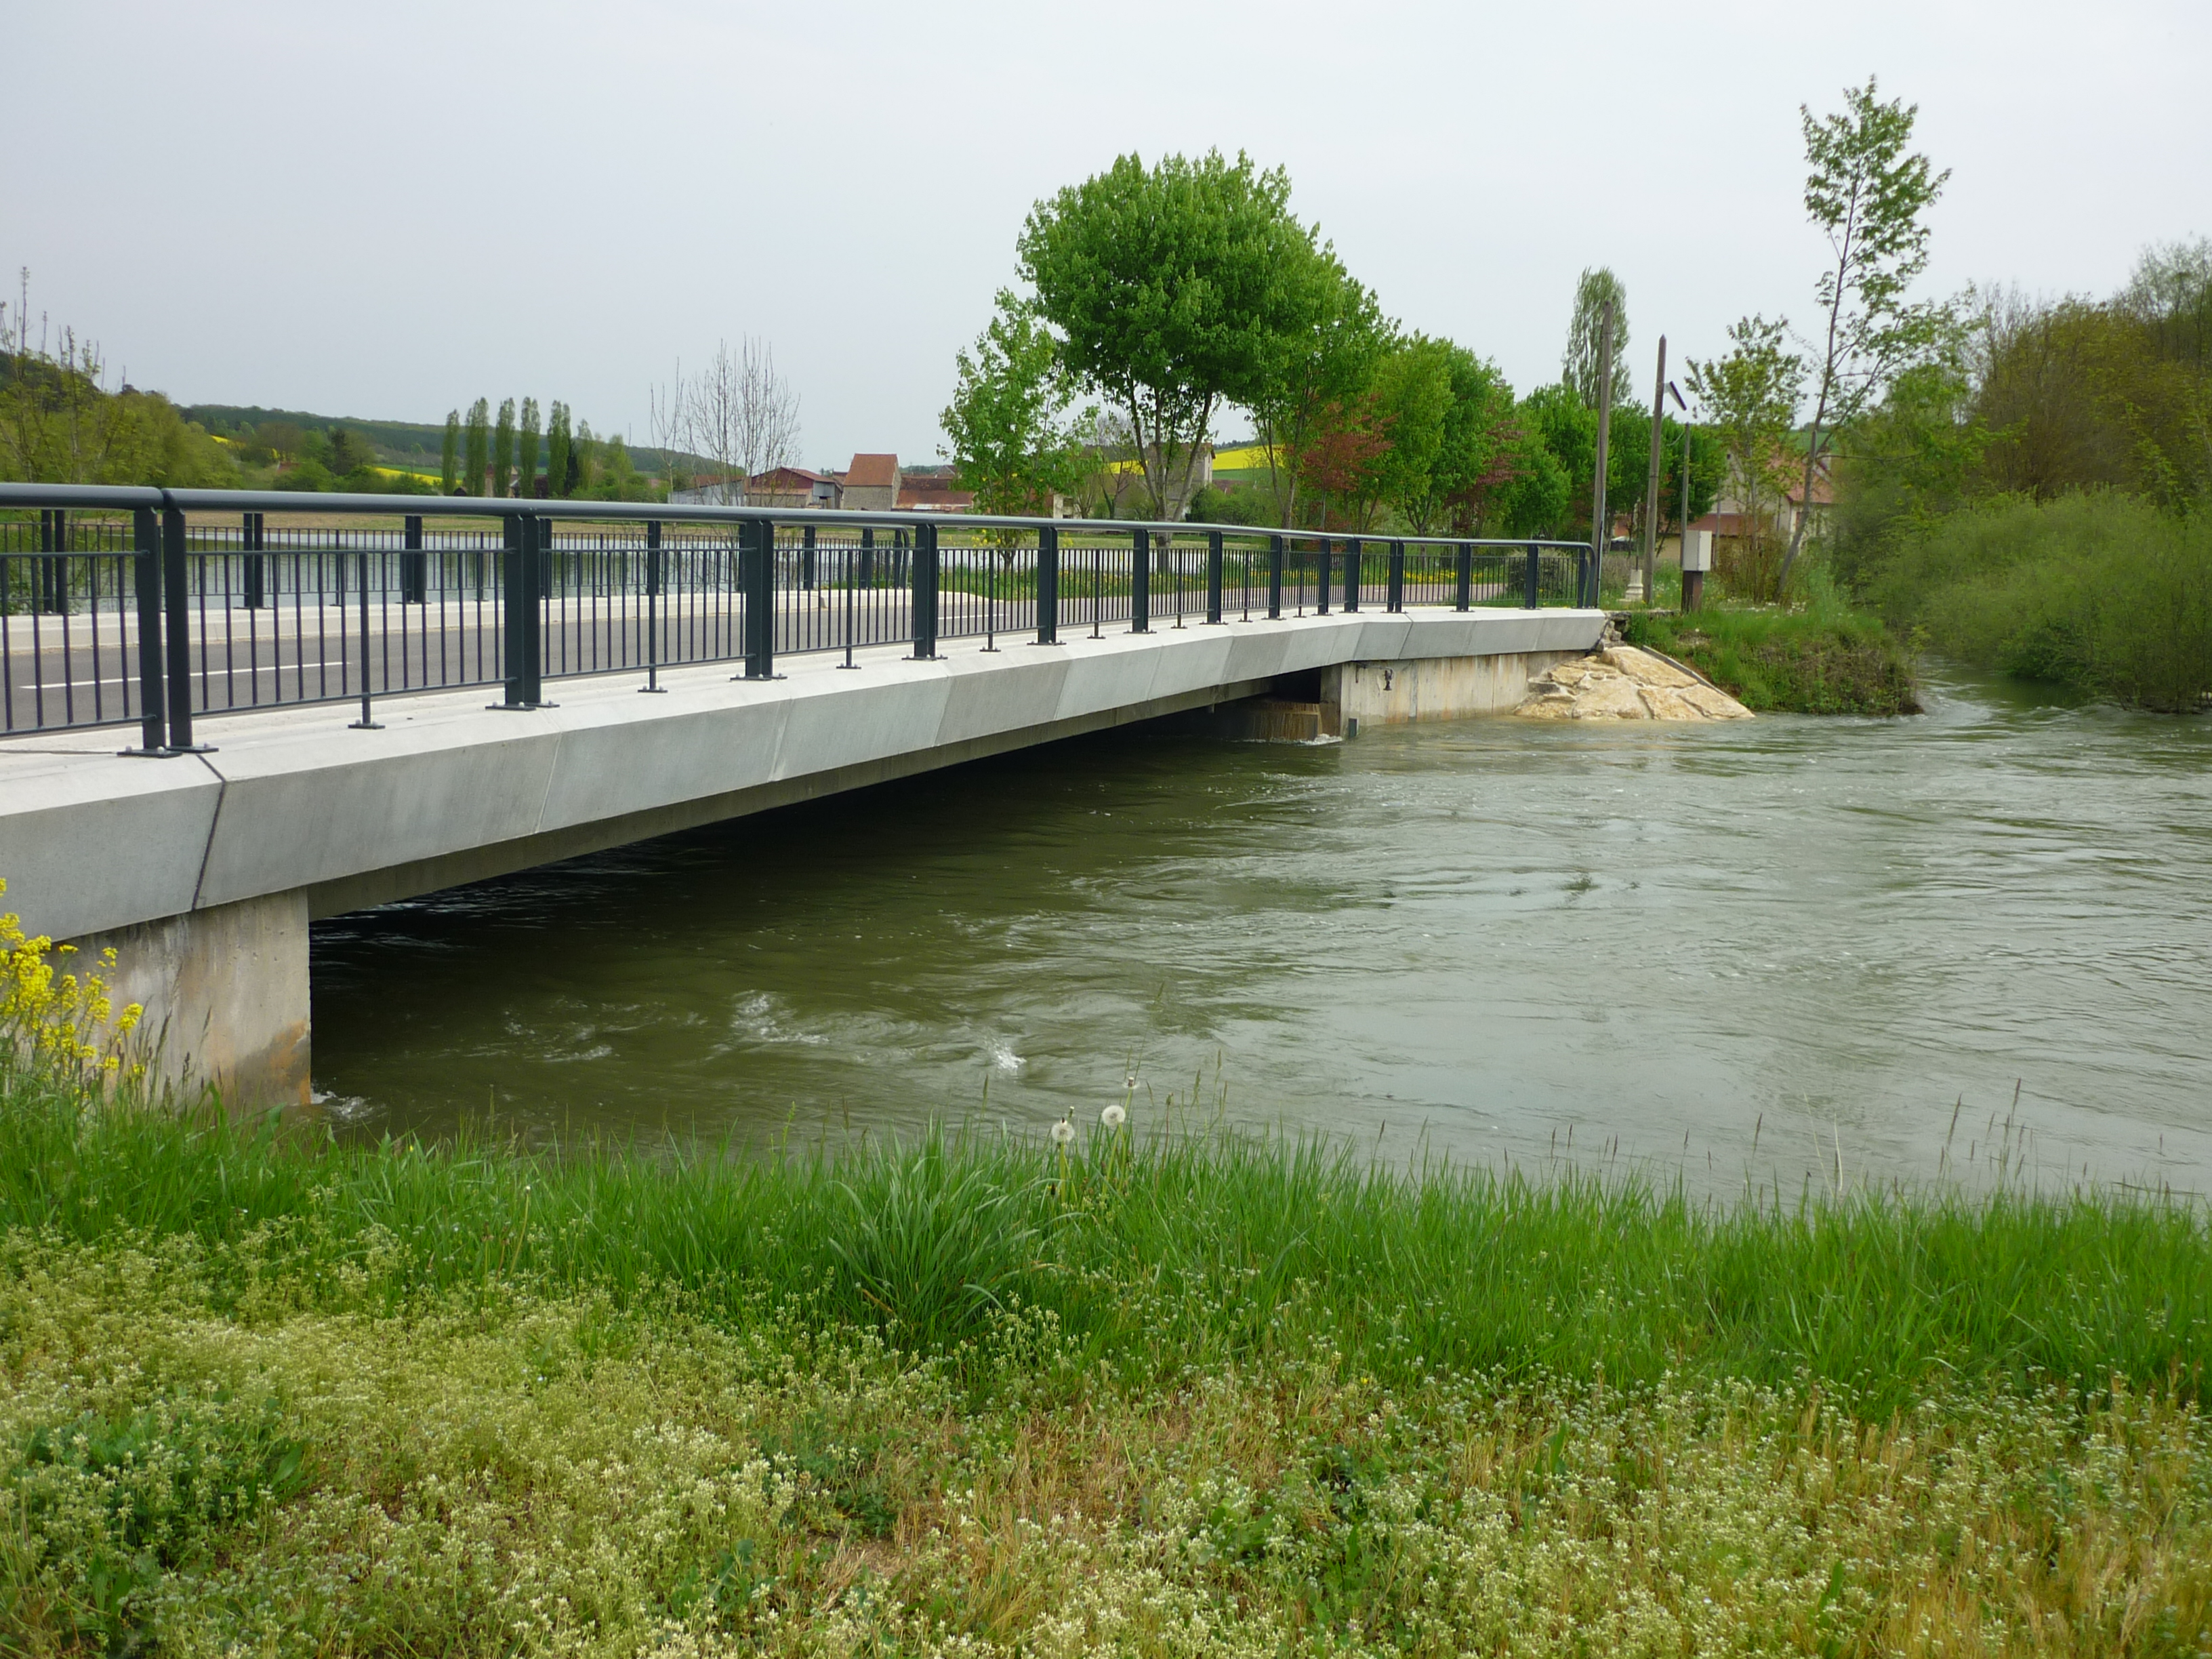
[0,483,1595,749]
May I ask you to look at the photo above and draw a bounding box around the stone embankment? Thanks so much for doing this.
[1515,645,1753,721]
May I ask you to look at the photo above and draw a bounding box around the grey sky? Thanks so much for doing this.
[5,0,2206,468]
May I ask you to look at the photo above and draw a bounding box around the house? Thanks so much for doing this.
[1690,451,1834,545]
[745,466,841,510]
[896,466,977,514]
[840,453,902,512]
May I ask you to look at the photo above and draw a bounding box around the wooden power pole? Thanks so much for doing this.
[1589,299,1616,604]
[1641,336,1667,605]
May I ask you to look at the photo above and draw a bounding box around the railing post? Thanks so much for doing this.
[1206,531,1225,623]
[743,518,779,678]
[802,522,817,592]
[1130,527,1150,633]
[1525,541,1541,610]
[1455,541,1472,611]
[1387,540,1405,612]
[35,510,66,612]
[160,504,208,752]
[241,513,264,610]
[497,510,545,708]
[125,507,168,755]
[1342,537,1361,613]
[641,519,665,693]
[401,514,426,602]
[909,521,939,660]
[1317,537,1332,615]
[1267,534,1284,619]
[1036,525,1059,644]
[859,525,875,591]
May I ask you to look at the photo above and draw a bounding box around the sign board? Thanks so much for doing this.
[1681,528,1713,573]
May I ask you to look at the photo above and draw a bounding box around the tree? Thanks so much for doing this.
[1390,340,1518,534]
[655,340,801,499]
[1246,241,1388,529]
[940,291,1092,517]
[518,397,541,496]
[492,398,516,497]
[463,398,489,495]
[546,401,573,499]
[1019,150,1309,520]
[1295,393,1393,531]
[1563,269,1630,409]
[1778,77,1950,592]
[1687,315,1806,598]
[441,409,459,495]
[325,426,375,475]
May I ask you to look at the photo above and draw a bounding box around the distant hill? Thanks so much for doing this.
[182,403,678,474]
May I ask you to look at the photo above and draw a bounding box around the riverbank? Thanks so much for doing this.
[1622,597,1921,716]
[3,1057,2207,1654]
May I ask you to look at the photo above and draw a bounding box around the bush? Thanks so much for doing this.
[1626,574,1921,715]
[1876,493,2212,710]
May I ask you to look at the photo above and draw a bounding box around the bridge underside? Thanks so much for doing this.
[1,608,1603,1107]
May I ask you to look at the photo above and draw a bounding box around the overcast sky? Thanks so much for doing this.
[5,0,2207,467]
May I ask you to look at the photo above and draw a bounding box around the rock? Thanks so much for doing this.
[1514,644,1753,721]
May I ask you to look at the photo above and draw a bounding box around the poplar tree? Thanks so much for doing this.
[492,398,516,497]
[1563,270,1630,409]
[440,409,459,495]
[546,401,573,499]
[518,397,541,497]
[463,398,490,495]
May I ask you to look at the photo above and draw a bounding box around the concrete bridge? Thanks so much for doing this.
[1,485,1603,1105]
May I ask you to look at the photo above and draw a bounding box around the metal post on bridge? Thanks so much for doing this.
[1454,542,1473,611]
[161,506,211,753]
[1387,540,1405,613]
[1206,531,1225,624]
[802,523,817,592]
[1342,537,1361,613]
[1525,543,1542,610]
[908,521,939,660]
[401,514,426,604]
[495,510,548,709]
[1036,525,1060,644]
[640,519,665,693]
[242,512,267,610]
[35,510,66,612]
[1317,537,1332,615]
[1130,527,1150,633]
[1267,535,1284,619]
[742,518,779,679]
[122,507,169,756]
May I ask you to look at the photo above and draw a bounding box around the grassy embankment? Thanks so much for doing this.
[1,1044,2208,1655]
[1622,571,1923,716]
[1869,493,2212,712]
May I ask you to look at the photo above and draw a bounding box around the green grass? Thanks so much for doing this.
[1624,581,1922,716]
[3,1057,2209,1653]
[0,1063,2200,1410]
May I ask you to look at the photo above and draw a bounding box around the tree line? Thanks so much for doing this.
[440,396,653,502]
[939,155,1721,539]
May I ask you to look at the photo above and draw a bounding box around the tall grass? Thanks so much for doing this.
[2,1060,2202,1410]
[1624,571,1922,715]
[1875,492,2212,710]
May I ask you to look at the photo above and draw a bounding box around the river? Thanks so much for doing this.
[312,666,2212,1195]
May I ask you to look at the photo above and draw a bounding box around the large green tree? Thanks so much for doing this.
[940,292,1092,518]
[440,409,459,494]
[546,401,573,499]
[1019,150,1310,520]
[1246,243,1387,529]
[1779,77,1950,591]
[518,397,541,496]
[1687,314,1807,597]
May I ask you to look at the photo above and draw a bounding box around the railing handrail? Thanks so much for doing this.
[0,480,1595,553]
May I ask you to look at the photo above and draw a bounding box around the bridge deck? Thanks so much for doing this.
[1,607,1603,947]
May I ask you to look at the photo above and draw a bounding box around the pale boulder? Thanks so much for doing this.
[1515,645,1753,721]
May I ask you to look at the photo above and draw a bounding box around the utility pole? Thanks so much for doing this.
[1670,380,1701,611]
[1589,298,1616,606]
[1639,337,1667,606]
